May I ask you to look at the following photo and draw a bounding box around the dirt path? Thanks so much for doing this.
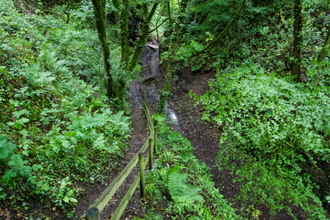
[115,43,161,219]
[75,43,160,219]
[100,43,162,219]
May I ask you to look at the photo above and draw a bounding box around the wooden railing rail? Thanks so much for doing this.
[81,102,156,220]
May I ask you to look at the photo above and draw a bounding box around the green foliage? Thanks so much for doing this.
[0,0,131,218]
[160,0,330,218]
[162,166,204,214]
[192,64,330,219]
[140,115,243,219]
[175,40,204,61]
[0,136,16,160]
[186,0,238,36]
[194,64,330,159]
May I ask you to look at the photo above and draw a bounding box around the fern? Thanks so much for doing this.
[111,111,130,135]
[167,167,186,197]
[166,167,204,213]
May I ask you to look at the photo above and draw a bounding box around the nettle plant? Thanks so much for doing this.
[192,64,330,219]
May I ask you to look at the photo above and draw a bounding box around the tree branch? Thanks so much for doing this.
[148,18,171,34]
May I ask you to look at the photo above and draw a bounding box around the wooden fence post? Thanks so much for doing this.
[138,152,145,198]
[149,137,154,170]
[154,128,158,154]
[85,207,100,220]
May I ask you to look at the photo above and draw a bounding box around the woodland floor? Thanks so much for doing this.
[75,43,307,220]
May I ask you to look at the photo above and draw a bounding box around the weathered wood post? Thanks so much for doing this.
[138,152,145,198]
[85,207,100,220]
[154,128,158,154]
[149,137,154,170]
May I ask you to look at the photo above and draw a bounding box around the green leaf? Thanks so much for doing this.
[69,197,78,203]
[7,122,15,127]
[65,131,77,137]
[62,140,72,149]
[0,136,16,159]
[19,129,29,137]
[32,164,43,171]
[326,196,330,202]
[20,118,30,124]
[2,174,11,182]
[63,196,70,203]
[19,165,32,175]
[2,170,18,182]
[41,183,50,191]
[8,154,24,167]
[0,136,7,145]
[13,109,29,119]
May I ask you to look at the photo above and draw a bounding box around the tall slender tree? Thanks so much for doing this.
[111,0,129,69]
[129,3,159,71]
[120,0,130,69]
[157,0,190,113]
[91,0,114,98]
[292,0,302,82]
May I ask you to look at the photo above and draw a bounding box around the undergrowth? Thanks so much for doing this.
[0,1,131,218]
[134,115,242,220]
[192,63,330,219]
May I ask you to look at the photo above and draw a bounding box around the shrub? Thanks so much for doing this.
[192,64,329,219]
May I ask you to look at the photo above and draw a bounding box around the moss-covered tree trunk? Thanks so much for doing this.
[129,3,159,71]
[91,0,114,98]
[110,0,120,24]
[121,0,130,69]
[157,0,188,113]
[317,26,330,62]
[111,0,129,69]
[292,0,302,82]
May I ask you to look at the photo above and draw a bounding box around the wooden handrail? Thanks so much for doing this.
[81,101,156,220]
[110,151,150,220]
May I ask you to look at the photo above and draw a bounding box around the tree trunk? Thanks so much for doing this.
[317,26,330,62]
[91,0,114,98]
[291,0,302,82]
[110,0,120,24]
[129,3,159,71]
[121,0,130,69]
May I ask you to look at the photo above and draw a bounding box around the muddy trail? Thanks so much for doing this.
[75,42,161,219]
[77,41,305,219]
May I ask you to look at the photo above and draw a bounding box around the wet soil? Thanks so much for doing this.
[75,43,161,220]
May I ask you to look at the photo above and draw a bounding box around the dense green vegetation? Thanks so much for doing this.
[0,0,131,218]
[193,64,329,219]
[1,0,330,219]
[134,115,242,220]
[185,0,330,219]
